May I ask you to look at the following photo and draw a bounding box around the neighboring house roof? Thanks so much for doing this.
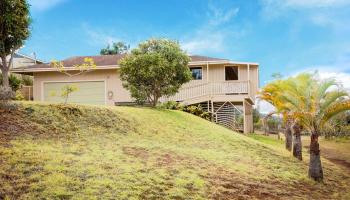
[189,55,227,62]
[13,52,45,64]
[11,54,258,74]
[8,52,44,69]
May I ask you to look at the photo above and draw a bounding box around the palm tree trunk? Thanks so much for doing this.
[292,122,302,160]
[308,131,323,182]
[263,117,269,135]
[285,124,292,151]
[263,112,275,136]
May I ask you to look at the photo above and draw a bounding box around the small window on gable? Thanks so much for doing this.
[190,67,202,80]
[225,66,238,80]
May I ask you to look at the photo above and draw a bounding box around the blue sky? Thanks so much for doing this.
[22,0,350,90]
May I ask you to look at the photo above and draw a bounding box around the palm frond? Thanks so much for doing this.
[320,99,350,126]
[320,90,349,114]
[317,78,337,100]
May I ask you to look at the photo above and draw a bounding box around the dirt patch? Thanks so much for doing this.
[202,166,342,200]
[304,145,350,171]
[122,146,150,160]
[326,158,350,170]
[203,168,282,200]
[155,153,189,168]
[0,110,42,144]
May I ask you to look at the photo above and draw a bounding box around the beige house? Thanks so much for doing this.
[11,54,259,133]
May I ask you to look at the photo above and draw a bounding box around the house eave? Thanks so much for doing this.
[10,65,119,74]
[188,60,259,66]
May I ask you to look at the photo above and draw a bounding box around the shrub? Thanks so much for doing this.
[21,75,33,86]
[183,104,211,121]
[184,105,203,116]
[158,101,210,120]
[199,112,211,120]
[158,101,179,110]
[15,90,25,101]
[0,74,22,91]
[54,104,82,116]
[254,119,263,130]
[340,126,350,137]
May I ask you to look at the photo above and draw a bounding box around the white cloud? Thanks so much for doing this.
[318,71,350,90]
[290,60,350,91]
[260,0,350,24]
[257,100,276,114]
[28,0,67,11]
[181,4,241,54]
[181,30,227,54]
[82,24,121,47]
[283,0,350,8]
[207,4,239,26]
[261,0,350,10]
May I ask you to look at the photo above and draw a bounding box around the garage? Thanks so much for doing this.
[43,81,106,105]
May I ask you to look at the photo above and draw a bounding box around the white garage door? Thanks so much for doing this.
[43,81,106,105]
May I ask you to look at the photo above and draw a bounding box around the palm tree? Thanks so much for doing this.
[281,73,350,181]
[260,79,294,152]
[280,74,313,161]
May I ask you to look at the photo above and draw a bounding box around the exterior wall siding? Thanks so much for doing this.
[186,64,258,84]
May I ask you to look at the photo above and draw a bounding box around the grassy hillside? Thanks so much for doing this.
[0,102,350,199]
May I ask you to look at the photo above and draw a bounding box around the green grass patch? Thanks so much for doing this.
[248,133,284,146]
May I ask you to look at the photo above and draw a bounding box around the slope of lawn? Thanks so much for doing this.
[1,102,350,199]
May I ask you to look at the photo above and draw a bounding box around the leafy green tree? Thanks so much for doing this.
[0,0,31,88]
[252,108,260,124]
[100,42,130,55]
[21,75,33,86]
[120,39,192,107]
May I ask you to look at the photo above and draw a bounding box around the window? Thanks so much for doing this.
[225,66,238,80]
[190,67,202,80]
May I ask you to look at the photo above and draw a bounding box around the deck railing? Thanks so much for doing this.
[161,81,249,102]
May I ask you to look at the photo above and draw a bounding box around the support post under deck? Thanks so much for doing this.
[243,100,253,134]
